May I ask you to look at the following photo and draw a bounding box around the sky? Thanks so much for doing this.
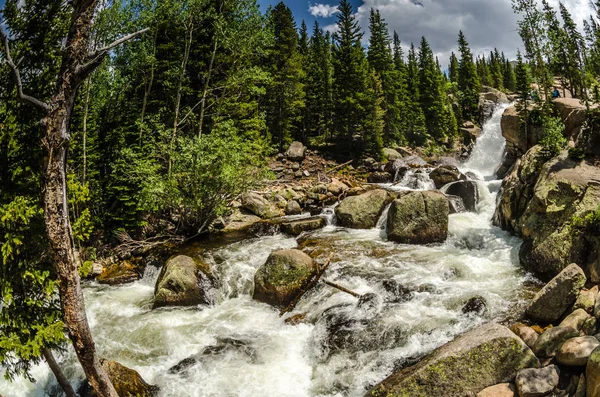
[258,0,595,67]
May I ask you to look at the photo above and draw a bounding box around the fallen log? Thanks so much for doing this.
[280,257,331,316]
[326,160,353,174]
[323,279,361,298]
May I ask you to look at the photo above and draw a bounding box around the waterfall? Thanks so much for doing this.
[462,103,511,179]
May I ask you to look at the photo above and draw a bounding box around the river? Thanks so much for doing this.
[1,104,534,397]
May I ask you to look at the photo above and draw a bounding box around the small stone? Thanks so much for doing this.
[515,365,559,397]
[285,200,302,216]
[533,326,579,357]
[462,296,487,315]
[294,170,303,178]
[510,323,539,349]
[557,336,600,366]
[303,170,310,177]
[574,287,598,313]
[559,308,591,331]
[476,383,517,397]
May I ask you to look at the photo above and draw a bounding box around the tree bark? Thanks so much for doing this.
[43,348,78,397]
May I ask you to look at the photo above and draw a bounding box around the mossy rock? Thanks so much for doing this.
[253,249,315,308]
[387,191,449,244]
[153,255,213,309]
[335,189,392,229]
[100,359,158,397]
[97,260,141,285]
[366,323,539,397]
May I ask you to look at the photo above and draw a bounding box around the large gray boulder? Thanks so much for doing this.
[383,148,403,161]
[386,191,449,244]
[515,365,559,397]
[335,189,391,229]
[443,180,479,212]
[253,249,316,308]
[241,192,283,219]
[285,141,306,161]
[525,263,586,323]
[429,166,463,189]
[281,217,325,236]
[532,326,579,358]
[365,323,540,397]
[153,255,213,309]
[94,360,158,397]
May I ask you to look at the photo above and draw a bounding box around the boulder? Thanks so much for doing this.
[532,326,579,357]
[383,148,403,161]
[510,323,539,349]
[481,86,510,104]
[366,323,540,397]
[153,255,213,309]
[363,157,380,171]
[403,155,427,167]
[253,249,316,308]
[525,264,586,323]
[587,346,600,397]
[443,180,479,212]
[553,98,587,140]
[461,121,483,146]
[367,171,393,184]
[285,200,302,216]
[574,287,598,314]
[386,191,449,244]
[327,179,349,196]
[462,296,487,315]
[447,195,467,214]
[335,189,391,229]
[476,383,517,397]
[557,336,600,366]
[241,192,282,219]
[559,308,591,331]
[515,365,559,397]
[216,209,262,240]
[281,217,325,236]
[429,166,463,189]
[383,159,409,180]
[97,260,141,285]
[285,141,306,162]
[583,317,598,336]
[98,359,158,397]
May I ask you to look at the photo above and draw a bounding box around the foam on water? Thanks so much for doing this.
[0,105,529,397]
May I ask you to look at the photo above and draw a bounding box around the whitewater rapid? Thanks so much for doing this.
[1,104,532,397]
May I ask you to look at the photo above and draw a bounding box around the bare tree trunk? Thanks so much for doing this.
[82,79,92,185]
[168,20,193,174]
[2,1,148,396]
[43,348,77,397]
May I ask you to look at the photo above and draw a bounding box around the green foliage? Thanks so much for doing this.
[568,147,585,160]
[457,31,481,123]
[539,116,567,157]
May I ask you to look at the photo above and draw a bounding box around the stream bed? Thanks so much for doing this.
[1,104,537,397]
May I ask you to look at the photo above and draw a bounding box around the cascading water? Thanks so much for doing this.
[1,104,530,397]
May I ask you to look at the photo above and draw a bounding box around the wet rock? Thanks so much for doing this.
[526,264,586,323]
[285,200,302,215]
[153,255,213,309]
[533,326,579,357]
[443,180,479,212]
[429,165,463,189]
[574,287,598,314]
[387,191,449,244]
[280,217,325,236]
[327,179,349,196]
[461,121,482,147]
[168,338,257,374]
[383,148,403,161]
[515,365,559,397]
[381,280,414,303]
[559,309,591,331]
[557,336,600,366]
[284,313,307,325]
[476,383,517,397]
[587,346,600,397]
[367,171,393,184]
[403,155,427,167]
[583,317,598,336]
[96,260,141,285]
[335,189,391,229]
[462,296,487,315]
[241,192,283,219]
[285,141,306,162]
[510,323,539,349]
[366,323,540,397]
[383,159,409,178]
[99,359,158,397]
[253,249,315,308]
[446,195,467,214]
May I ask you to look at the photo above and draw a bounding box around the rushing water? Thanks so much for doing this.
[1,104,532,397]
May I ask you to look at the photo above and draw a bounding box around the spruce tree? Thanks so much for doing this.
[457,31,481,122]
[418,36,449,141]
[504,58,517,92]
[559,2,585,98]
[515,50,531,127]
[305,22,333,138]
[449,52,459,84]
[405,43,428,145]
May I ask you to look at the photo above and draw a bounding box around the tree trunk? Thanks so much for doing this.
[43,348,78,397]
[197,35,217,139]
[140,28,158,143]
[82,79,92,185]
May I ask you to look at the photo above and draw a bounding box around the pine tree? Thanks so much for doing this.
[457,31,481,122]
[418,36,449,141]
[449,52,459,84]
[559,2,585,98]
[266,2,305,151]
[405,43,428,145]
[515,50,531,127]
[490,48,505,90]
[504,58,517,92]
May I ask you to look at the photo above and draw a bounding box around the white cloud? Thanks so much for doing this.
[309,3,340,18]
